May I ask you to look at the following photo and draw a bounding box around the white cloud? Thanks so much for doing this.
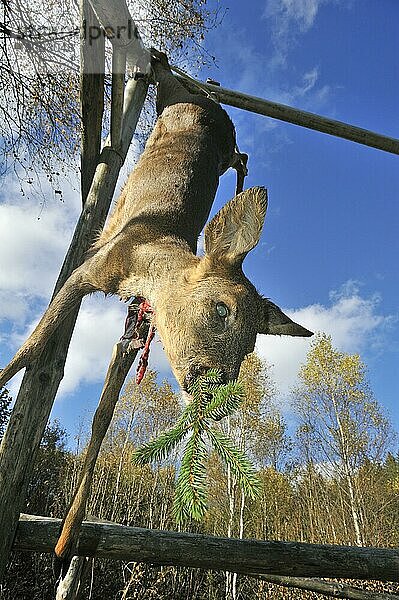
[256,281,395,399]
[0,201,75,300]
[263,0,354,71]
[264,0,327,68]
[274,0,322,31]
[58,295,171,396]
[59,296,126,394]
[292,67,319,97]
[0,173,81,322]
[0,291,30,323]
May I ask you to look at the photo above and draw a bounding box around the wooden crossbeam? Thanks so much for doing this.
[15,514,399,582]
[172,67,399,155]
[253,574,399,600]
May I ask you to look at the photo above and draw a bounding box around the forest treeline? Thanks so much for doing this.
[1,334,398,599]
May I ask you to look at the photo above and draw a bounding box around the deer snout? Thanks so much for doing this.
[183,365,228,391]
[184,365,209,391]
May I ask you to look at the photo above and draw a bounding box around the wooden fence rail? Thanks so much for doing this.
[253,574,399,600]
[15,514,399,582]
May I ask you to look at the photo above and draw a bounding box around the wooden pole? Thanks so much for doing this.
[54,343,138,600]
[15,515,399,582]
[87,0,151,75]
[111,48,126,150]
[172,69,399,156]
[79,0,105,206]
[252,574,399,600]
[0,76,149,583]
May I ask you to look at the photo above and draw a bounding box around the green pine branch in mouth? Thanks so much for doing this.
[133,369,261,524]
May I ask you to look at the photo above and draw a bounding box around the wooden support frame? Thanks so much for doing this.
[87,0,151,75]
[0,54,149,588]
[1,0,398,593]
[172,67,399,155]
[15,514,399,583]
[0,0,151,585]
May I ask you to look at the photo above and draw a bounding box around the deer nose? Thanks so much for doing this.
[184,365,228,391]
[184,365,208,391]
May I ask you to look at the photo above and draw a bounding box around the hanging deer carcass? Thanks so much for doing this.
[0,52,311,397]
[2,50,313,562]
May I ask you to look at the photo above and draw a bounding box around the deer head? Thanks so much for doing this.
[153,186,312,393]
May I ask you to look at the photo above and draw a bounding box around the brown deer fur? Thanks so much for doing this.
[0,53,311,400]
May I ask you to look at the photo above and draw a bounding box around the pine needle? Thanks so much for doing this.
[206,428,261,499]
[133,406,195,465]
[132,370,261,523]
[173,430,208,523]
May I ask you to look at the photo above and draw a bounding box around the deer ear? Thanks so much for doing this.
[258,298,313,337]
[204,187,268,264]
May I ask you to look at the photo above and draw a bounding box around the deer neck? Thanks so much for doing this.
[116,235,198,307]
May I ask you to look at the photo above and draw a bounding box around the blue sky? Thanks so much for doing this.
[0,0,398,440]
[200,0,399,431]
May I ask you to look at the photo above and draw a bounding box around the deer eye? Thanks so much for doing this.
[216,302,229,319]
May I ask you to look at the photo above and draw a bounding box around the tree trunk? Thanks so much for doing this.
[230,490,245,599]
[225,416,236,600]
[332,393,364,546]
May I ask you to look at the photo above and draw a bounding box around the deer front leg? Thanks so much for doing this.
[0,265,96,389]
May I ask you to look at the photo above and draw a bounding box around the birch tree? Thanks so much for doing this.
[214,353,288,600]
[0,387,11,439]
[293,333,395,546]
